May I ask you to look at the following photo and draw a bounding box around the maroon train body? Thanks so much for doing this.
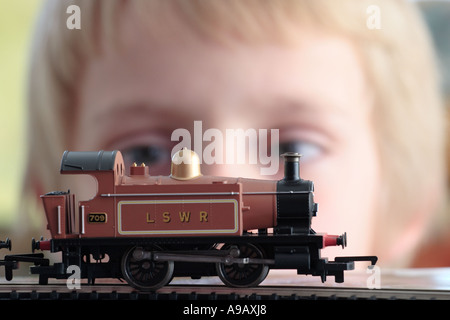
[2,149,376,290]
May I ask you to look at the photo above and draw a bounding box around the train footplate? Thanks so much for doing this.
[324,256,378,283]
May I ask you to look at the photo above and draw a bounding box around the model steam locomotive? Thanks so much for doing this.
[1,149,377,291]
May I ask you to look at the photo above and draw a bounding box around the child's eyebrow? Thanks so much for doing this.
[260,96,351,120]
[93,101,202,124]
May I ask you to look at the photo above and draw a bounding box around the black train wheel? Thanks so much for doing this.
[121,245,174,291]
[216,243,269,288]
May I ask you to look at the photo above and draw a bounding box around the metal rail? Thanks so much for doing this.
[0,283,449,300]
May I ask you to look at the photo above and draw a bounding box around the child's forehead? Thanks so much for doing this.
[105,0,324,50]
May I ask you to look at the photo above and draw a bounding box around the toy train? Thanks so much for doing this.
[1,149,377,291]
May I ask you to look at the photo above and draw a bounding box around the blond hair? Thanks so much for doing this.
[22,0,447,266]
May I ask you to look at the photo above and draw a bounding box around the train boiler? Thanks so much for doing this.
[28,148,376,290]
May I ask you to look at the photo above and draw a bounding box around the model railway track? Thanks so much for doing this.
[0,283,449,300]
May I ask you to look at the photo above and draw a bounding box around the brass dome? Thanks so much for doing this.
[170,148,202,180]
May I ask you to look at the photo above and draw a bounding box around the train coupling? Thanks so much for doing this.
[0,238,11,251]
[323,232,347,249]
[31,237,51,252]
[335,255,378,266]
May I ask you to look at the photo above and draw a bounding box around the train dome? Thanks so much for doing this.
[170,148,202,180]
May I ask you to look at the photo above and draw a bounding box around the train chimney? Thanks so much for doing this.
[282,152,302,182]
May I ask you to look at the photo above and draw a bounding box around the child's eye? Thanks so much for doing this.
[121,145,172,175]
[279,141,323,162]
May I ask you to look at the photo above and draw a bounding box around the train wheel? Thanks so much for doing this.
[121,245,174,291]
[216,243,269,288]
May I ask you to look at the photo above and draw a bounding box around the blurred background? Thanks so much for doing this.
[0,0,42,229]
[419,1,450,108]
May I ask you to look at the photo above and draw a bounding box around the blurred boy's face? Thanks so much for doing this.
[73,9,380,257]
